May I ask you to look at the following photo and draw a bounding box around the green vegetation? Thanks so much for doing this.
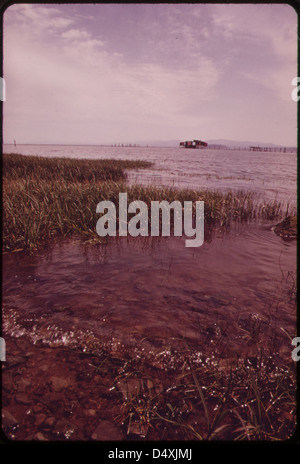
[3,153,294,252]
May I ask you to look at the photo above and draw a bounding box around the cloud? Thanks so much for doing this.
[5,4,74,32]
[4,4,220,134]
[61,28,90,40]
[3,4,297,145]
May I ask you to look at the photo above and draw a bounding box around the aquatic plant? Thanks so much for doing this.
[3,153,295,252]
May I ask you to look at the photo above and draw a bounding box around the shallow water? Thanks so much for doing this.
[3,222,296,362]
[2,143,297,362]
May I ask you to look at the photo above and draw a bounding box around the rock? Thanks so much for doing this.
[83,408,97,417]
[5,355,26,368]
[91,420,123,441]
[35,413,47,426]
[15,394,31,405]
[54,419,71,436]
[146,379,154,390]
[205,324,221,337]
[32,403,44,413]
[193,293,211,302]
[52,304,70,312]
[16,378,31,392]
[273,215,297,240]
[2,373,13,392]
[34,432,48,441]
[209,295,230,307]
[2,409,18,428]
[44,416,56,427]
[49,376,72,392]
[117,378,141,400]
[128,421,149,438]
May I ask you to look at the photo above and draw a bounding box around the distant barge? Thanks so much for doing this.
[180,139,208,149]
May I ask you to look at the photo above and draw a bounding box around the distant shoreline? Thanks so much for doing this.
[2,142,297,152]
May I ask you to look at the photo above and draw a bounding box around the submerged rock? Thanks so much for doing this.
[91,420,123,441]
[49,376,72,392]
[117,378,142,400]
[273,215,297,240]
[2,409,18,428]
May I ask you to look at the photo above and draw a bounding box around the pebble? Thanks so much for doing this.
[84,408,97,417]
[5,355,26,368]
[49,376,72,392]
[2,409,18,427]
[117,378,142,400]
[15,394,31,405]
[44,416,56,427]
[52,304,70,312]
[32,403,44,413]
[34,432,48,441]
[91,420,123,441]
[35,413,47,426]
[16,378,31,392]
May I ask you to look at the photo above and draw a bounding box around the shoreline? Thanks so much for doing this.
[2,324,296,441]
[2,153,297,441]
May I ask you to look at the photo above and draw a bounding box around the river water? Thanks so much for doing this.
[2,144,297,363]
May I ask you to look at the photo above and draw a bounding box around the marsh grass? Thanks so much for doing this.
[89,340,296,441]
[2,153,293,252]
[3,153,152,182]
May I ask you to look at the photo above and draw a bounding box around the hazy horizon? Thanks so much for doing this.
[3,3,298,147]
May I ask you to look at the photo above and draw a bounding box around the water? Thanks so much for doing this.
[2,226,296,361]
[2,144,297,362]
[3,143,297,206]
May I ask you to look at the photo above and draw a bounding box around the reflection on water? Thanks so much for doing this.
[3,223,296,363]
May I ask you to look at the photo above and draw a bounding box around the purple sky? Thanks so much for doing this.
[3,3,298,146]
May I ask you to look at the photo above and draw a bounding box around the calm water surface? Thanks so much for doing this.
[2,144,297,361]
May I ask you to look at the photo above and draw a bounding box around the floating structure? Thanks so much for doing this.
[180,139,208,149]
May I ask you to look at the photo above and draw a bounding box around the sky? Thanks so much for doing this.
[3,3,298,146]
